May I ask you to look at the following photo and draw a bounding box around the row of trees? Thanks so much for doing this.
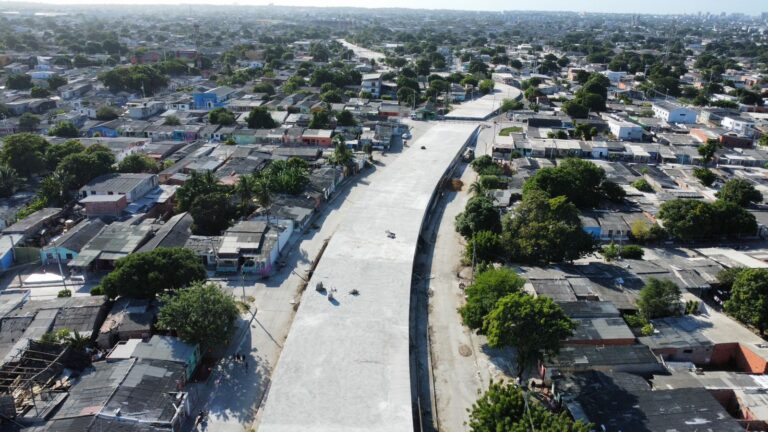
[99,64,169,96]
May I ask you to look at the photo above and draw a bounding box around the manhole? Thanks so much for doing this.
[459,345,472,357]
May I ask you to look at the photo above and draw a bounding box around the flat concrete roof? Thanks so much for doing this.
[444,83,523,121]
[259,123,478,432]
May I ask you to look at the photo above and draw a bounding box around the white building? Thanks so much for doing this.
[608,117,644,141]
[652,101,698,124]
[721,116,756,137]
[360,73,382,98]
[601,70,627,83]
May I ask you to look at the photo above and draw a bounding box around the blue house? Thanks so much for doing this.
[580,214,601,239]
[87,119,123,138]
[193,86,237,110]
[0,234,22,272]
[40,219,106,266]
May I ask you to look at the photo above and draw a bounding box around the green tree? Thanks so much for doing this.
[336,110,356,126]
[717,267,745,291]
[459,267,524,330]
[234,173,256,212]
[632,178,654,192]
[6,74,32,90]
[98,64,168,95]
[58,145,115,188]
[725,269,768,335]
[176,170,226,212]
[468,381,591,432]
[38,169,73,206]
[163,115,181,126]
[47,74,67,90]
[455,195,502,240]
[190,192,234,235]
[465,230,504,264]
[330,136,353,168]
[693,167,716,186]
[500,99,523,112]
[478,79,495,95]
[118,153,158,173]
[522,158,619,208]
[0,133,49,176]
[502,191,595,263]
[209,107,236,126]
[253,82,276,95]
[658,199,757,241]
[48,121,80,138]
[246,106,276,129]
[262,158,310,194]
[638,278,681,320]
[470,155,503,176]
[18,113,40,132]
[0,165,21,198]
[30,86,50,98]
[157,281,239,352]
[717,178,763,207]
[562,100,589,118]
[96,106,120,121]
[698,139,719,167]
[99,248,207,299]
[45,139,85,171]
[308,110,331,129]
[484,292,575,378]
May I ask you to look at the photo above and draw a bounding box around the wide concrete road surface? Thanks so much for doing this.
[258,123,478,432]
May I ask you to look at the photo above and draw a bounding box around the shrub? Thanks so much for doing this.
[90,286,105,296]
[57,289,72,298]
[619,245,644,259]
[632,178,654,192]
[640,323,655,336]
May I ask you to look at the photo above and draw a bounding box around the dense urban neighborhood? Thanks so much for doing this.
[2,3,768,432]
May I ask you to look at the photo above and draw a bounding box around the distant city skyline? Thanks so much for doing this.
[4,0,767,15]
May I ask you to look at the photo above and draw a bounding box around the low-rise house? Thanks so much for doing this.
[652,100,698,124]
[68,221,153,271]
[2,207,63,246]
[540,344,663,383]
[301,129,334,147]
[216,220,292,276]
[80,194,127,218]
[96,298,159,348]
[194,86,238,110]
[40,219,106,266]
[126,99,166,120]
[361,73,382,98]
[606,115,645,141]
[58,81,93,100]
[79,173,159,204]
[109,335,200,380]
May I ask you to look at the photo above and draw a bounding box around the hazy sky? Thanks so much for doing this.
[7,0,768,15]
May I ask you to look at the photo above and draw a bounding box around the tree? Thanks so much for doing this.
[308,110,331,129]
[45,139,84,171]
[522,158,618,208]
[725,269,768,335]
[261,158,309,194]
[253,82,275,95]
[465,230,504,264]
[336,109,356,126]
[48,121,80,138]
[717,267,745,291]
[6,74,32,90]
[330,137,353,168]
[500,99,523,112]
[38,169,73,206]
[459,267,524,330]
[0,133,49,176]
[470,155,503,176]
[468,381,590,432]
[58,145,115,188]
[176,170,226,212]
[455,195,501,240]
[478,79,495,95]
[190,192,234,235]
[484,292,575,378]
[18,113,40,132]
[502,191,595,263]
[0,165,21,198]
[562,100,589,118]
[693,167,717,186]
[632,178,654,192]
[47,74,67,90]
[157,281,239,352]
[658,199,757,241]
[96,106,120,121]
[99,248,207,299]
[638,278,681,320]
[246,107,276,129]
[698,139,719,167]
[118,153,158,173]
[30,86,50,98]
[98,64,168,95]
[209,107,236,126]
[717,178,763,207]
[163,115,181,126]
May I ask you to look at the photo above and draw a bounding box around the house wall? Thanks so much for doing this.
[84,196,128,218]
[734,344,768,374]
[40,246,77,265]
[653,345,714,365]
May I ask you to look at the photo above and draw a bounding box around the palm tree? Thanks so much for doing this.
[235,174,256,212]
[469,181,487,196]
[253,176,273,222]
[331,135,353,173]
[0,164,20,198]
[65,330,90,351]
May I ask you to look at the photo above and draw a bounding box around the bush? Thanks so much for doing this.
[693,167,716,186]
[632,178,654,192]
[478,175,507,190]
[623,313,646,328]
[640,323,655,336]
[619,244,644,259]
[90,286,105,296]
[57,289,72,298]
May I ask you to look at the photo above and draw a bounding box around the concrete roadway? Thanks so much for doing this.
[195,121,435,432]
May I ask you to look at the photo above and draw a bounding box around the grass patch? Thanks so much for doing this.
[499,126,523,136]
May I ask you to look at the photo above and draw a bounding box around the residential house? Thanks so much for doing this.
[605,116,645,141]
[193,86,238,110]
[126,99,166,120]
[652,101,698,124]
[361,73,382,98]
[68,221,153,271]
[108,335,200,380]
[216,220,293,276]
[96,298,159,348]
[2,207,63,246]
[79,173,159,204]
[40,219,106,266]
[301,129,334,147]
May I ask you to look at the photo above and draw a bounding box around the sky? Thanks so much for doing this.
[5,0,768,15]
